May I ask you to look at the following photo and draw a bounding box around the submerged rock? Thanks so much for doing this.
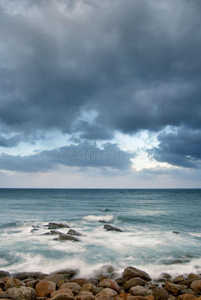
[67,229,82,236]
[47,222,70,229]
[104,224,123,232]
[54,233,80,242]
[50,268,79,279]
[43,230,62,235]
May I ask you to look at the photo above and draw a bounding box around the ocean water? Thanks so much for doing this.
[0,188,201,279]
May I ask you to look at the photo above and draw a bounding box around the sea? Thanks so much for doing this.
[0,188,201,279]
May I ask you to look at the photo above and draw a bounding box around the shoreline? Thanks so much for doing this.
[1,265,201,299]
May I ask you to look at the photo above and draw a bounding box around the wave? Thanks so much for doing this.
[99,208,113,212]
[83,215,114,222]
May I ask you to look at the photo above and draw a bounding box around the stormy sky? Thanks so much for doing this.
[0,0,201,188]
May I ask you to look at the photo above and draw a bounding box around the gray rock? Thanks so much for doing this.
[129,285,152,296]
[0,270,10,278]
[47,222,70,229]
[43,230,62,235]
[7,286,36,300]
[54,233,80,242]
[67,229,82,236]
[104,224,123,232]
[12,272,47,280]
[50,268,79,279]
[124,277,146,290]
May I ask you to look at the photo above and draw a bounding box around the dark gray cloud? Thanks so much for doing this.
[151,127,201,168]
[0,135,22,148]
[0,0,201,170]
[0,142,133,172]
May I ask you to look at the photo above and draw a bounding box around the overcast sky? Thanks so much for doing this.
[0,0,201,188]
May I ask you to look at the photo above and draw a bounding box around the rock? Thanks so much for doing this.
[129,286,152,297]
[26,279,39,288]
[190,280,201,294]
[145,296,154,300]
[99,220,107,223]
[153,287,169,300]
[59,282,81,295]
[95,288,117,300]
[80,283,94,293]
[165,282,187,296]
[177,294,197,300]
[5,278,25,289]
[114,293,129,299]
[173,231,180,234]
[67,229,82,236]
[51,294,74,300]
[74,291,95,300]
[127,296,148,300]
[54,234,80,242]
[51,288,74,298]
[43,230,62,235]
[44,274,64,284]
[0,271,10,278]
[124,278,146,290]
[6,286,36,300]
[104,225,123,232]
[188,273,201,281]
[92,265,117,279]
[12,272,47,280]
[35,280,56,297]
[47,222,70,229]
[51,269,79,279]
[72,279,89,287]
[99,279,120,292]
[173,276,185,283]
[123,267,151,282]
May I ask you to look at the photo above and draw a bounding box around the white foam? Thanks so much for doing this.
[83,214,114,222]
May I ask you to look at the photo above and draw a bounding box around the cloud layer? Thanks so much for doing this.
[0,0,201,177]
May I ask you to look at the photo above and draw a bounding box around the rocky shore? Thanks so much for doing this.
[1,265,201,300]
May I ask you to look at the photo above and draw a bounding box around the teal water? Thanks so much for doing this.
[0,189,201,278]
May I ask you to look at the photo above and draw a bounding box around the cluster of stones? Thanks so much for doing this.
[1,266,201,300]
[33,222,124,242]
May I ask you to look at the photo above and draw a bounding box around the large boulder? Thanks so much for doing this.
[190,280,201,294]
[129,286,152,297]
[35,280,56,297]
[104,225,123,232]
[123,267,151,282]
[124,278,146,290]
[6,286,36,300]
[95,288,117,300]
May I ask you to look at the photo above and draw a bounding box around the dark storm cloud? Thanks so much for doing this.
[151,127,201,168]
[0,142,133,172]
[0,135,22,148]
[0,0,201,168]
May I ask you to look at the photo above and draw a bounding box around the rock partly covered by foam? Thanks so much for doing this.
[104,224,123,232]
[54,233,80,242]
[67,229,82,236]
[47,222,70,229]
